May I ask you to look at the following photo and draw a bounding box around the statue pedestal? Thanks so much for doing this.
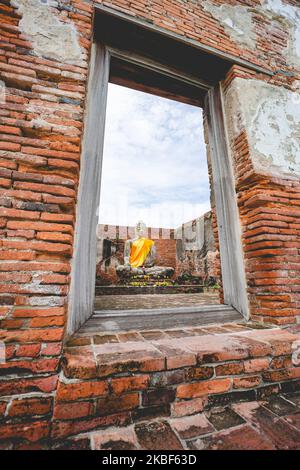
[116,265,175,286]
[96,264,204,295]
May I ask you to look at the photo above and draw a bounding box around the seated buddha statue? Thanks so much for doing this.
[124,220,156,268]
[116,221,174,279]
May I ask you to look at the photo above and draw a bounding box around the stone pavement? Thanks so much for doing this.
[94,292,220,310]
[54,323,300,448]
[78,392,300,450]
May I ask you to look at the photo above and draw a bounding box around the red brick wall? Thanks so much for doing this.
[154,239,177,269]
[221,65,300,326]
[0,0,299,448]
[0,0,93,447]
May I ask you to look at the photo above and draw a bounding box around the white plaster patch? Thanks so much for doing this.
[11,0,84,65]
[224,78,300,178]
[203,0,300,70]
[203,3,256,49]
[28,296,65,306]
[263,0,300,68]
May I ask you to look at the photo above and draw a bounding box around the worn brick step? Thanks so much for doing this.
[52,392,300,449]
[63,325,300,379]
[54,326,300,441]
[85,305,241,332]
[93,303,234,317]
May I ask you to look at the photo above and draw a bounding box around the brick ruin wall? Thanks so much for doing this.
[96,211,219,286]
[175,211,219,285]
[0,0,299,448]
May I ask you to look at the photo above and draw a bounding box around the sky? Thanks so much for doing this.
[98,83,211,229]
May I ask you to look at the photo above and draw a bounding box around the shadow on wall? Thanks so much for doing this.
[95,211,219,287]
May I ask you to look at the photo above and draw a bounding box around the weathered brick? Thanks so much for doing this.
[171,397,207,418]
[13,307,65,317]
[215,362,244,376]
[0,207,39,219]
[1,328,64,343]
[135,420,183,450]
[149,369,186,388]
[96,393,140,416]
[1,358,59,374]
[94,350,165,378]
[6,220,73,233]
[16,343,41,358]
[233,376,262,389]
[0,272,31,283]
[0,250,35,260]
[170,413,214,439]
[0,401,7,418]
[0,142,20,151]
[29,316,64,328]
[9,397,52,417]
[7,229,34,239]
[52,412,131,439]
[0,125,21,136]
[263,368,300,382]
[41,342,62,356]
[176,378,232,399]
[36,274,69,284]
[0,375,58,396]
[40,212,74,223]
[54,401,94,420]
[2,262,70,273]
[244,358,270,373]
[142,388,176,406]
[2,239,72,255]
[111,375,149,395]
[36,232,72,243]
[270,356,292,370]
[56,380,109,402]
[186,366,214,381]
[0,420,49,442]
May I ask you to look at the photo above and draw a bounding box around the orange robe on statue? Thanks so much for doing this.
[129,237,154,268]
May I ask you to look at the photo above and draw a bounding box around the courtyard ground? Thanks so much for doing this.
[57,391,300,450]
[55,321,300,449]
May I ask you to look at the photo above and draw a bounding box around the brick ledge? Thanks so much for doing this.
[52,324,300,440]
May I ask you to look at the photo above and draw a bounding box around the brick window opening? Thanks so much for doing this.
[67,10,249,335]
[90,81,224,333]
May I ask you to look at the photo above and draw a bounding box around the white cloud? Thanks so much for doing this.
[99,84,211,228]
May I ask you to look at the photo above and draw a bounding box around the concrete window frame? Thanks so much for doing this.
[65,9,263,335]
